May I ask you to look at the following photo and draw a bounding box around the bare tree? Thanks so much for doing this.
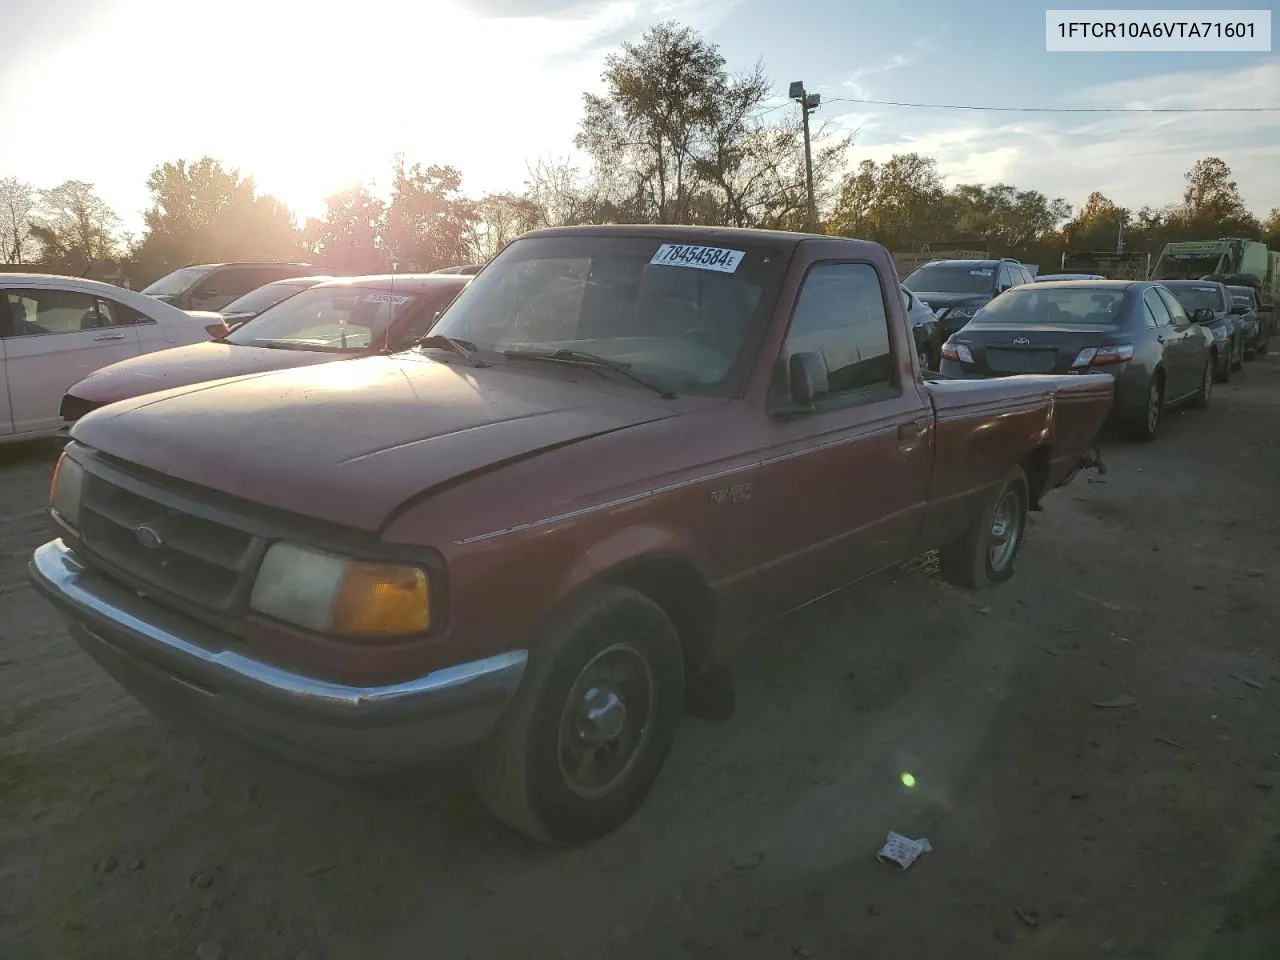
[0,176,35,263]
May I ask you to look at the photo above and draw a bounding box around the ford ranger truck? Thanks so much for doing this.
[31,226,1113,844]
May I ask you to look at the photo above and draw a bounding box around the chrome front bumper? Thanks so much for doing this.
[28,539,527,773]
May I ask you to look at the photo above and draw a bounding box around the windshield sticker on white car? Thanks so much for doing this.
[650,243,745,273]
[970,268,993,276]
[363,293,410,305]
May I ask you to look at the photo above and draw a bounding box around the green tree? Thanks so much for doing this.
[575,21,850,229]
[470,191,542,261]
[1173,156,1258,239]
[1262,208,1280,250]
[303,185,386,274]
[131,157,301,283]
[1062,191,1130,251]
[829,154,949,248]
[383,158,476,271]
[30,180,121,273]
[0,176,36,264]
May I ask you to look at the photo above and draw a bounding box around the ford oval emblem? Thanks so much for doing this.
[134,525,163,550]
[1013,336,1031,346]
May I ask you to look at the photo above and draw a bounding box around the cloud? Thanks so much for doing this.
[834,61,1280,214]
[842,26,949,98]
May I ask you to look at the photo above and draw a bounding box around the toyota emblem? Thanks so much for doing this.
[134,525,163,550]
[1012,336,1031,346]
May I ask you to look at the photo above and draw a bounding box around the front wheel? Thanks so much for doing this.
[1214,347,1230,383]
[1231,337,1244,371]
[473,585,684,844]
[918,345,931,372]
[940,465,1029,589]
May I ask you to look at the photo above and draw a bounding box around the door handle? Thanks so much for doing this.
[897,417,930,441]
[1156,335,1166,343]
[92,333,127,341]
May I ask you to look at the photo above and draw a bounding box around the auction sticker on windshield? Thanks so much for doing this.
[363,293,410,304]
[650,244,745,273]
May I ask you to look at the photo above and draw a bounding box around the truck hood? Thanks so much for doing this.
[66,341,345,407]
[70,355,682,532]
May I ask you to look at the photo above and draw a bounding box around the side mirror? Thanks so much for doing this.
[788,352,828,406]
[996,283,1012,294]
[1192,307,1215,323]
[1229,304,1248,316]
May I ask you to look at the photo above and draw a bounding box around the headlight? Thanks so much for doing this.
[50,453,86,528]
[250,542,431,637]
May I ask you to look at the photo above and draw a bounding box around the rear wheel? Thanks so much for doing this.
[473,585,684,844]
[1190,356,1213,409]
[1128,374,1163,441]
[940,466,1029,589]
[1214,347,1230,383]
[1258,335,1269,356]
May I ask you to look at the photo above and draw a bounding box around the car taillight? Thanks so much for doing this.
[205,322,230,338]
[941,339,974,364]
[1070,344,1134,368]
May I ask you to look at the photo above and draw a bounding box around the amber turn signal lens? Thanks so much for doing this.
[332,563,430,637]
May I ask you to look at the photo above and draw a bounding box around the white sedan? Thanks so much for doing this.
[1,273,224,444]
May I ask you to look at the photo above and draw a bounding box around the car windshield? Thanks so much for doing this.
[1164,284,1224,314]
[1227,286,1254,307]
[141,265,217,297]
[903,263,995,295]
[973,287,1127,324]
[220,281,315,317]
[428,235,786,395]
[224,285,422,352]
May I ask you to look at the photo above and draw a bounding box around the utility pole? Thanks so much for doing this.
[789,81,821,233]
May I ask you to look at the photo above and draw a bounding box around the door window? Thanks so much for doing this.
[780,262,894,400]
[1143,289,1173,327]
[1156,287,1191,326]
[0,289,111,338]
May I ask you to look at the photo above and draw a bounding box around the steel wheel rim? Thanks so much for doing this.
[556,642,655,800]
[1147,381,1161,432]
[988,488,1022,572]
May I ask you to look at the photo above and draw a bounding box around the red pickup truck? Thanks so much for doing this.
[31,226,1112,844]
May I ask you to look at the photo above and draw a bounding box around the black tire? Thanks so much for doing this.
[1127,374,1163,441]
[1190,356,1213,409]
[939,465,1029,589]
[1214,347,1230,383]
[918,346,931,373]
[1231,337,1243,371]
[473,584,684,844]
[1258,337,1269,356]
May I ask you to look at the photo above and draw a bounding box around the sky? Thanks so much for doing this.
[2,0,1277,234]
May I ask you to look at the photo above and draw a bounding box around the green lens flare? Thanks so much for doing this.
[901,772,917,789]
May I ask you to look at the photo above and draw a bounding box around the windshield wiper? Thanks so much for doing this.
[412,334,488,367]
[503,348,677,399]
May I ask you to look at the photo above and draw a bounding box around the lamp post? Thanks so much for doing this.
[789,81,821,232]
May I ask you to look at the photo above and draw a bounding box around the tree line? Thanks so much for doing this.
[2,21,1278,287]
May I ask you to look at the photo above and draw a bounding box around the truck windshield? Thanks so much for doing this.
[1152,253,1226,280]
[1162,283,1225,314]
[903,263,995,295]
[225,286,421,352]
[973,287,1127,324]
[142,265,216,298]
[429,235,786,395]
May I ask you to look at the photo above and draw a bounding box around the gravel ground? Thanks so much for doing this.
[2,354,1279,960]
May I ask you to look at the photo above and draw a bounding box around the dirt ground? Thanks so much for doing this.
[3,357,1280,960]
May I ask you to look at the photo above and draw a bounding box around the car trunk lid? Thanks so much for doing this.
[958,323,1123,376]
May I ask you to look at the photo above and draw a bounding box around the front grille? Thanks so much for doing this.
[60,394,104,422]
[79,471,263,613]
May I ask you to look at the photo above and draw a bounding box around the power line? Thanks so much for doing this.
[822,95,1280,114]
